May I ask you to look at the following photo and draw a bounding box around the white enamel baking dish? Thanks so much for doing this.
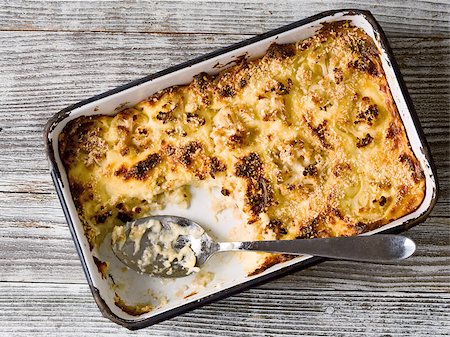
[44,9,438,330]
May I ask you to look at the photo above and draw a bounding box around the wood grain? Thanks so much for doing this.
[1,282,449,336]
[0,0,449,37]
[0,1,449,335]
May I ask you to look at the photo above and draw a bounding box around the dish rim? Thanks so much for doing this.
[43,8,439,330]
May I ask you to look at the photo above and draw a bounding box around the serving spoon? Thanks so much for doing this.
[111,215,416,278]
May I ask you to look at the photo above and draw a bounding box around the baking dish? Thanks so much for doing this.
[44,9,438,330]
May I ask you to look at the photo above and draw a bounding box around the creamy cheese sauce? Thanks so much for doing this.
[113,219,204,276]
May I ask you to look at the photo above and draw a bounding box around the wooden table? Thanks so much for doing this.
[0,1,449,336]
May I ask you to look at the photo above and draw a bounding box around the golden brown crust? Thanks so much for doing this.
[114,293,152,316]
[93,256,109,280]
[248,254,295,276]
[59,21,425,275]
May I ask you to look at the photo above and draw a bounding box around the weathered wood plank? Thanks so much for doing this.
[0,32,448,196]
[0,0,449,37]
[0,282,449,336]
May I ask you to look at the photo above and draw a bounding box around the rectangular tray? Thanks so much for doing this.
[44,9,438,330]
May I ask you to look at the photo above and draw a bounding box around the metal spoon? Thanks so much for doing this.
[111,215,416,278]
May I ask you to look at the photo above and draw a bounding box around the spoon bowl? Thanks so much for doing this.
[112,215,211,277]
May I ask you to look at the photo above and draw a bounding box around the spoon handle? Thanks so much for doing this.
[218,235,415,263]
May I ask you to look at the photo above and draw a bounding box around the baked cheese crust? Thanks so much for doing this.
[59,21,425,274]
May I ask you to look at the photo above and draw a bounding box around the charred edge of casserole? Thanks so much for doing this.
[93,256,109,279]
[67,180,97,251]
[192,72,214,93]
[68,180,92,210]
[320,21,382,78]
[386,121,402,140]
[399,153,425,183]
[59,116,108,170]
[248,254,295,277]
[183,291,198,299]
[348,58,379,77]
[114,293,153,316]
[147,86,178,103]
[265,43,296,60]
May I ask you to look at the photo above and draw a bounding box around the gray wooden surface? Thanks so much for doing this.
[0,1,449,336]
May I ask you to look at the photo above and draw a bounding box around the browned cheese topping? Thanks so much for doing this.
[59,21,425,272]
